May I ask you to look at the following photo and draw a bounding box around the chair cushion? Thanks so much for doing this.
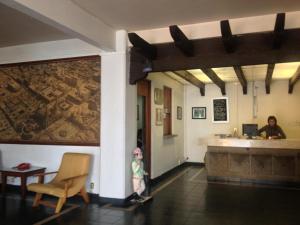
[27,182,67,198]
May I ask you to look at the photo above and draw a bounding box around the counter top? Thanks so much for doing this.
[207,138,300,149]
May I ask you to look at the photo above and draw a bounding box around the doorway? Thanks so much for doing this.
[137,80,151,176]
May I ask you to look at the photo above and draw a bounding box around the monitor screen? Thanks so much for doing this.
[242,124,258,137]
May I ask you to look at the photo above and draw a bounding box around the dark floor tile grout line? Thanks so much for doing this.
[103,168,192,212]
[33,204,80,225]
[188,168,204,182]
[103,203,138,212]
[151,168,191,196]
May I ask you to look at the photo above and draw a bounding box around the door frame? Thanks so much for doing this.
[137,79,151,177]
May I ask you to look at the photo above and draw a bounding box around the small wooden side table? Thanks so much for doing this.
[0,166,46,199]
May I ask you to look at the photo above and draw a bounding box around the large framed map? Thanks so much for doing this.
[0,56,100,146]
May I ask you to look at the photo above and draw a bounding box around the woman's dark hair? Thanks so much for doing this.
[268,116,277,125]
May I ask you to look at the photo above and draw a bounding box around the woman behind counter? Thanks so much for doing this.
[258,116,286,139]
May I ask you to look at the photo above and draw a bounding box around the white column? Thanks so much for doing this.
[100,30,137,199]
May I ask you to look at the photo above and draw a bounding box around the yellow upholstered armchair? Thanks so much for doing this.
[27,153,91,213]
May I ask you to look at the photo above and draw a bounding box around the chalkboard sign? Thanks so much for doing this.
[212,97,229,123]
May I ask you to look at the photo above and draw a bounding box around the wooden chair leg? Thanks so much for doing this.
[55,197,66,214]
[33,193,43,207]
[80,187,90,204]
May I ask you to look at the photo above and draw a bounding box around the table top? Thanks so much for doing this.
[0,166,46,173]
[206,138,300,149]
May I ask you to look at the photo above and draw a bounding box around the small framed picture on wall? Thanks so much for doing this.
[155,108,163,126]
[177,106,182,120]
[192,107,206,119]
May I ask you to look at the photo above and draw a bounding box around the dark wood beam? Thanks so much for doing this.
[273,13,285,49]
[201,68,226,95]
[169,25,194,56]
[220,20,237,53]
[129,50,149,84]
[265,64,275,94]
[233,66,247,94]
[128,33,157,60]
[129,28,300,84]
[172,71,205,96]
[288,66,300,94]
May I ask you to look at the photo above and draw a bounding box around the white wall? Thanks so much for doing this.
[0,39,101,193]
[148,73,185,179]
[185,80,300,162]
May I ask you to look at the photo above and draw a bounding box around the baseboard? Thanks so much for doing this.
[184,162,205,167]
[88,193,100,204]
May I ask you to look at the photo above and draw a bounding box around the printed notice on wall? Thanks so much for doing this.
[212,97,229,123]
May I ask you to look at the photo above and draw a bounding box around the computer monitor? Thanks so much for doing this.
[242,124,258,138]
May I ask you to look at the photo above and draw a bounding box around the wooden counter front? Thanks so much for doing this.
[206,139,300,185]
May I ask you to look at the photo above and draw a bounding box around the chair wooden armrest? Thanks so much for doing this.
[60,174,89,196]
[34,171,58,183]
[61,173,88,183]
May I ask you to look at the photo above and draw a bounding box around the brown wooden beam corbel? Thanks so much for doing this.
[129,50,149,84]
[288,66,300,94]
[220,20,237,53]
[169,25,194,57]
[172,71,205,96]
[233,66,247,94]
[265,64,275,94]
[273,13,285,49]
[128,33,157,60]
[201,68,226,95]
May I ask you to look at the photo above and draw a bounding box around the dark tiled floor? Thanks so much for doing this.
[2,166,300,225]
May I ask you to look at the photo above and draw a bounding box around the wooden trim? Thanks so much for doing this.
[172,71,205,96]
[265,64,275,94]
[128,33,157,60]
[273,13,285,49]
[169,25,194,56]
[288,66,300,94]
[137,80,152,177]
[233,66,247,94]
[201,68,226,95]
[220,20,237,53]
[129,28,300,85]
[163,86,172,136]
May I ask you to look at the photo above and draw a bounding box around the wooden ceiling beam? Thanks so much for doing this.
[129,50,149,84]
[169,25,194,57]
[129,27,300,84]
[128,33,157,60]
[273,13,285,49]
[233,66,247,94]
[220,20,237,53]
[265,64,275,94]
[288,66,300,94]
[172,71,205,96]
[201,68,226,95]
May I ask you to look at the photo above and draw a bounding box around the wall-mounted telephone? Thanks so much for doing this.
[13,163,31,171]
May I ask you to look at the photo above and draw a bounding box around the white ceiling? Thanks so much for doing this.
[0,3,71,48]
[71,0,300,31]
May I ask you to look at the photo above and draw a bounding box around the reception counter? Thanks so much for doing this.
[206,138,300,186]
